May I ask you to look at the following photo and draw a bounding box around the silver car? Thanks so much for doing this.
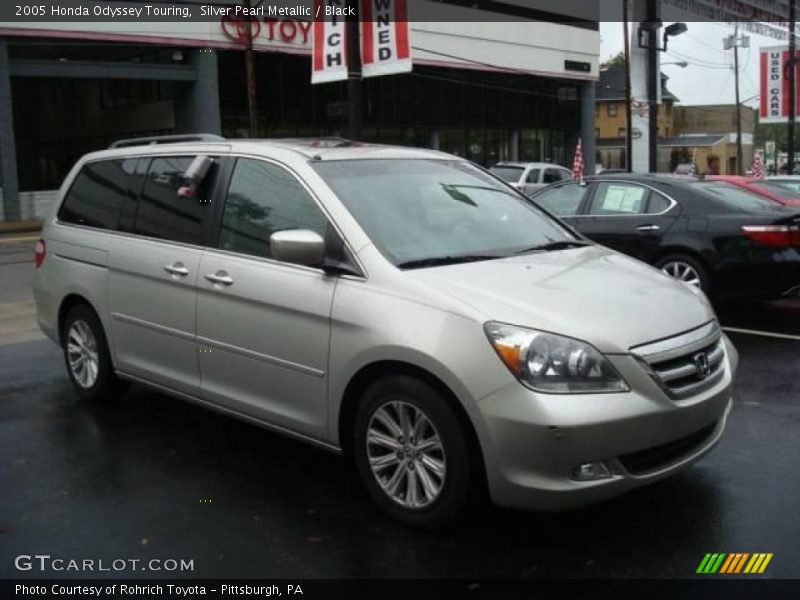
[33,136,737,527]
[490,162,573,196]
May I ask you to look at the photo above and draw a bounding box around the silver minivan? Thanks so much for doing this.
[33,136,738,527]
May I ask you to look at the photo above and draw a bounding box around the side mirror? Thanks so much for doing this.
[270,229,325,267]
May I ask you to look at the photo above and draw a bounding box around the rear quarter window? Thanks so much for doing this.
[58,159,139,230]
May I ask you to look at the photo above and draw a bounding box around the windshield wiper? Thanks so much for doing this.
[514,240,591,255]
[397,254,504,269]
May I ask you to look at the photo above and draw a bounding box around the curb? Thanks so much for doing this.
[0,219,42,234]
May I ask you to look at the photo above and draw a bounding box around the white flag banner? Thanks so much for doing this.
[311,0,349,84]
[360,0,412,78]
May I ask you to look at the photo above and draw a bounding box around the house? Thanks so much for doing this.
[595,63,677,170]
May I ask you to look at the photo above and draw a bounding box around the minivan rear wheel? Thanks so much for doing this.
[62,305,127,403]
[353,375,472,527]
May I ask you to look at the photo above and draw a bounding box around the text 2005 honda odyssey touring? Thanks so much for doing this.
[34,136,738,526]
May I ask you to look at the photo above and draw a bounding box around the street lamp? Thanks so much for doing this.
[662,61,689,68]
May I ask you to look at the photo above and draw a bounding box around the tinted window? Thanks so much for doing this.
[218,158,329,260]
[525,169,541,184]
[312,159,576,266]
[589,183,648,215]
[768,179,800,192]
[691,182,786,213]
[133,156,214,245]
[533,183,586,216]
[543,168,569,184]
[58,159,140,230]
[750,181,800,199]
[646,192,671,214]
[490,166,524,183]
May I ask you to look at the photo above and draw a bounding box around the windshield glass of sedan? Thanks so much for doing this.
[488,165,524,183]
[313,159,576,266]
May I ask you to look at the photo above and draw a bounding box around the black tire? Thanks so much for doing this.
[352,375,473,528]
[654,253,711,295]
[62,304,128,403]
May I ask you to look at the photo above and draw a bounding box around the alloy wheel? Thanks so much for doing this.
[66,320,99,388]
[660,260,702,289]
[366,401,447,509]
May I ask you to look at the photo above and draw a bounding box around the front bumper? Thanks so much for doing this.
[476,335,737,511]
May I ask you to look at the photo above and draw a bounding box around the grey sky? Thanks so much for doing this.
[599,22,781,108]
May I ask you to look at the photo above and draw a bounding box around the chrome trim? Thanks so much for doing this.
[584,180,678,217]
[116,371,341,454]
[630,321,720,361]
[111,312,195,342]
[631,324,726,401]
[196,335,325,378]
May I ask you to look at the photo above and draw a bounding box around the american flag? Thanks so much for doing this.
[689,147,698,176]
[752,151,764,179]
[572,138,584,181]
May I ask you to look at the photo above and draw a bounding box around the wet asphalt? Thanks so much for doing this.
[0,239,798,580]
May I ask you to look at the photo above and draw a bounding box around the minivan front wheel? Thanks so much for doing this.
[62,305,127,402]
[353,375,472,527]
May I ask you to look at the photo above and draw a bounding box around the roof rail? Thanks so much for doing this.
[109,133,225,149]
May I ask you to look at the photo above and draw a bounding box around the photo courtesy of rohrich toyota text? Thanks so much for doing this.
[0,0,799,598]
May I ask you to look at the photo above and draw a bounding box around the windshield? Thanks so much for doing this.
[313,159,577,267]
[690,181,786,213]
[489,165,524,183]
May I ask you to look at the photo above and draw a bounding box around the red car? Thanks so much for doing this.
[706,175,800,207]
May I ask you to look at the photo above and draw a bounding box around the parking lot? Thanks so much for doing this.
[1,235,798,579]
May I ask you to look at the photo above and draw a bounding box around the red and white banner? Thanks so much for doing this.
[311,0,349,84]
[360,0,412,78]
[760,47,800,124]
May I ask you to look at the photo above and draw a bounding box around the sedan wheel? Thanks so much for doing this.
[660,260,702,288]
[366,401,447,509]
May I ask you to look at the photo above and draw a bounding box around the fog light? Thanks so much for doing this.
[571,461,613,481]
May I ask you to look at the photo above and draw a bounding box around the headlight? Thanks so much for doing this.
[484,322,629,394]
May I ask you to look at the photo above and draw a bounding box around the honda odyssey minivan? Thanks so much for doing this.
[33,136,738,526]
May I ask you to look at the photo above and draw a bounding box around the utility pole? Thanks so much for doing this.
[623,0,633,172]
[243,0,259,137]
[346,0,362,141]
[789,0,797,175]
[646,0,660,173]
[725,26,747,174]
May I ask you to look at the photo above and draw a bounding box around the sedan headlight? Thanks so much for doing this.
[484,322,629,394]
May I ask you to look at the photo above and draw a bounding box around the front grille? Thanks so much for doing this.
[631,321,726,400]
[619,422,718,475]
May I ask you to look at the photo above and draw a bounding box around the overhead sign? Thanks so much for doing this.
[760,46,800,124]
[360,0,412,78]
[311,0,349,84]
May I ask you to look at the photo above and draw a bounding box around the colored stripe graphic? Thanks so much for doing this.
[698,553,773,574]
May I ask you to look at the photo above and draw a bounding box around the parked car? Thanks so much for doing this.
[767,175,800,193]
[34,137,737,527]
[673,163,696,176]
[489,162,572,196]
[531,174,800,301]
[706,175,800,207]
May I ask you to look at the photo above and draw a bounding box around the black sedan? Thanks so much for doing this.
[530,174,800,302]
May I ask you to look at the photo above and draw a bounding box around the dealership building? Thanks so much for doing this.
[0,2,600,221]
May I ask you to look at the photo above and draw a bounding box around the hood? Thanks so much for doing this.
[410,246,715,353]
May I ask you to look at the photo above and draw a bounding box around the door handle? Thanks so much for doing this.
[164,262,189,277]
[205,271,234,286]
[636,224,661,232]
